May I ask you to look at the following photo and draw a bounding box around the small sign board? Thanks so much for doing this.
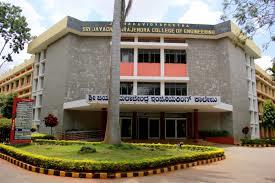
[10,97,33,144]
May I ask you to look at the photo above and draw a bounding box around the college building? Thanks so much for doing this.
[255,64,275,138]
[25,16,263,143]
[0,57,34,99]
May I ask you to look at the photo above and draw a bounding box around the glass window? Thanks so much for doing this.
[121,37,134,42]
[166,119,187,138]
[165,50,186,64]
[121,118,132,138]
[165,83,187,96]
[121,48,134,63]
[166,119,175,138]
[138,49,160,63]
[177,120,187,138]
[138,37,160,42]
[15,80,19,88]
[120,82,133,95]
[137,82,160,95]
[149,119,160,138]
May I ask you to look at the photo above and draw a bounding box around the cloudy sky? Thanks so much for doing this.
[0,0,274,74]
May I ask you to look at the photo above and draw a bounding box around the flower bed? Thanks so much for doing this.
[0,140,224,173]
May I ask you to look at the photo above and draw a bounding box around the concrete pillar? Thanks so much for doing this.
[101,108,107,139]
[194,109,199,140]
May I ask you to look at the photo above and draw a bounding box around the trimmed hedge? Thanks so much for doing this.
[0,140,224,172]
[241,138,275,145]
[199,130,229,138]
[31,133,55,140]
[0,118,11,142]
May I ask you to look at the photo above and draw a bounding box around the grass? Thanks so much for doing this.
[17,143,198,162]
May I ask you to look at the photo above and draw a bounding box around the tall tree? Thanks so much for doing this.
[1,93,16,119]
[262,100,275,140]
[266,60,275,81]
[0,2,31,69]
[221,0,275,48]
[104,0,133,144]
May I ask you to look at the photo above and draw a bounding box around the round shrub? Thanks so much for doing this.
[78,146,96,154]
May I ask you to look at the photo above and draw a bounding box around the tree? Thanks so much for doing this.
[1,93,16,119]
[266,60,275,81]
[104,0,133,144]
[44,114,58,135]
[0,2,31,68]
[262,100,275,140]
[221,0,275,48]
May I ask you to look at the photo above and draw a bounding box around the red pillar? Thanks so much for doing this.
[194,109,199,140]
[101,108,107,139]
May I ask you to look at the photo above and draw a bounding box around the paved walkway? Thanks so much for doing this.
[1,146,275,183]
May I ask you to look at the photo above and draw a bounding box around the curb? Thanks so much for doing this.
[236,144,272,147]
[0,153,225,179]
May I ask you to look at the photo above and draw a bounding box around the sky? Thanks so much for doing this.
[0,0,274,74]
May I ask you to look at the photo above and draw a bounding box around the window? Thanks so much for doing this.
[121,49,134,63]
[20,78,24,86]
[138,37,160,42]
[165,50,186,63]
[164,38,185,43]
[120,82,133,95]
[149,119,160,138]
[165,83,187,96]
[38,94,42,106]
[11,83,14,90]
[37,52,41,62]
[40,77,44,89]
[37,108,41,120]
[165,119,187,138]
[121,37,134,42]
[121,118,132,138]
[15,80,19,88]
[41,63,45,74]
[6,85,9,92]
[138,49,160,63]
[27,75,31,84]
[137,82,160,95]
[34,79,38,91]
[33,96,37,106]
[43,49,46,59]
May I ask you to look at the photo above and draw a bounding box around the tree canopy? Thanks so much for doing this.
[0,2,31,68]
[221,0,275,48]
[262,100,275,139]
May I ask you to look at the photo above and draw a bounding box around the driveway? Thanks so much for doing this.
[0,145,275,183]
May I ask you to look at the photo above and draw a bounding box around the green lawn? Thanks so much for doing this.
[18,143,197,162]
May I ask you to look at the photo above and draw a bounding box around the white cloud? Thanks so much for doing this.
[179,0,222,24]
[255,55,273,71]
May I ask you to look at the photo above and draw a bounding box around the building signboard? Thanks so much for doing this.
[10,98,33,144]
[81,21,216,35]
[87,95,220,105]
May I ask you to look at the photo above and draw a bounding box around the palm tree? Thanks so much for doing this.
[104,0,133,144]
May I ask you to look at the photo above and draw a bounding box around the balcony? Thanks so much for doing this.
[165,64,187,77]
[138,63,160,76]
[120,63,134,76]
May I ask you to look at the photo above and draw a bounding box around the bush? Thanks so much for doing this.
[0,140,225,172]
[241,138,275,145]
[31,133,55,140]
[199,130,229,138]
[0,118,12,142]
[78,146,96,154]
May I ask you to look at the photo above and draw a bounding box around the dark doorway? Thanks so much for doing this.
[138,118,148,139]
